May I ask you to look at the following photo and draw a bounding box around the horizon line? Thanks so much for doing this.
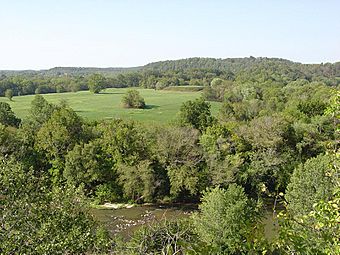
[1,56,339,72]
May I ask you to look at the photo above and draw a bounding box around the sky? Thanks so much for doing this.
[0,0,339,70]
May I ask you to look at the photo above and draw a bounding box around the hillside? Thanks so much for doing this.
[1,57,339,77]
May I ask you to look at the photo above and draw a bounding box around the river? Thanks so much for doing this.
[91,203,279,240]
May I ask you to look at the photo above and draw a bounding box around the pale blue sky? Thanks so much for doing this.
[0,0,339,69]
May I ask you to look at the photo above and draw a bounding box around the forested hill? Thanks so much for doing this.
[0,66,140,77]
[1,57,340,77]
[144,57,340,78]
[144,57,294,71]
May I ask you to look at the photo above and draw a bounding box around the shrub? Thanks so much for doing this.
[121,219,198,254]
[122,89,145,109]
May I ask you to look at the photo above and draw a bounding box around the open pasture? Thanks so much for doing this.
[0,88,221,123]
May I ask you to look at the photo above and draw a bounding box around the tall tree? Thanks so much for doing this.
[29,95,55,126]
[35,107,84,177]
[193,184,263,254]
[0,102,21,127]
[88,74,106,94]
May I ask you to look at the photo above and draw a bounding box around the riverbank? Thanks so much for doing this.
[90,202,279,240]
[90,203,195,237]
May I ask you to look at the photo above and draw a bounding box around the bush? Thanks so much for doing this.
[95,183,121,204]
[122,89,146,109]
[121,219,198,254]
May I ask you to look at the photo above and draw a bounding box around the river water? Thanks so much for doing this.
[91,203,279,240]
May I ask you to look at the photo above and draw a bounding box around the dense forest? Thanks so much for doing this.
[0,57,339,254]
[1,57,339,97]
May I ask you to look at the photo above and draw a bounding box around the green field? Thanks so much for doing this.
[0,88,221,123]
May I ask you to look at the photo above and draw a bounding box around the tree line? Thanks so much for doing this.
[1,57,339,98]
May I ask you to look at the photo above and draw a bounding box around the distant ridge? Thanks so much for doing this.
[1,57,339,77]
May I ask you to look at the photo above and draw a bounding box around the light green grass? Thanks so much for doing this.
[0,88,221,123]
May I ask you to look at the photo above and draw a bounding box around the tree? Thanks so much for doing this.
[88,73,106,93]
[122,89,145,109]
[179,97,215,132]
[35,107,84,175]
[97,119,150,165]
[0,102,21,127]
[0,124,19,157]
[237,115,296,193]
[203,78,234,102]
[117,160,155,202]
[193,184,263,254]
[64,141,116,197]
[5,89,13,100]
[285,154,337,216]
[278,155,339,255]
[278,190,340,255]
[29,95,55,126]
[155,126,203,198]
[0,158,111,254]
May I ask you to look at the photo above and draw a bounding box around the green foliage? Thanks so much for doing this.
[179,97,215,132]
[240,115,292,150]
[97,120,150,165]
[95,120,155,202]
[193,184,264,254]
[200,124,234,158]
[237,115,296,193]
[293,116,334,160]
[117,160,156,202]
[4,88,13,100]
[95,183,120,204]
[35,107,84,175]
[88,73,107,93]
[29,94,56,125]
[0,57,338,254]
[122,89,146,109]
[64,141,116,196]
[0,124,19,157]
[278,192,340,255]
[168,165,201,197]
[203,78,234,102]
[0,57,339,98]
[285,154,337,216]
[154,126,203,198]
[297,100,327,117]
[324,90,340,152]
[278,157,340,255]
[121,219,198,254]
[0,102,21,127]
[0,158,111,254]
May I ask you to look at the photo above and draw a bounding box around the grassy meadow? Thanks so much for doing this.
[0,88,221,123]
